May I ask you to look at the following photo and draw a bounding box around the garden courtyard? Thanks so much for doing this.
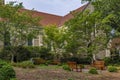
[1,0,120,80]
[14,65,120,80]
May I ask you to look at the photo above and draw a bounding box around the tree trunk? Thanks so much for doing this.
[93,54,96,60]
[11,53,14,63]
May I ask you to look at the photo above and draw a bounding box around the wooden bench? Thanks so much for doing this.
[92,60,105,70]
[67,61,82,72]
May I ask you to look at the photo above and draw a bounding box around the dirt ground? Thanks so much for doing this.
[14,66,120,80]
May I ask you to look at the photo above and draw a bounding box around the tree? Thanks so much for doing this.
[65,9,108,60]
[43,25,66,60]
[82,0,120,60]
[0,2,41,62]
[82,0,120,36]
[0,0,4,5]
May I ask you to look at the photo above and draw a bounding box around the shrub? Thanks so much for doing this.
[103,57,112,66]
[57,63,63,66]
[15,46,32,62]
[0,65,16,79]
[0,48,11,61]
[78,57,91,64]
[88,68,98,74]
[39,46,52,60]
[51,60,60,65]
[62,65,71,71]
[43,62,49,66]
[0,46,52,62]
[61,57,91,64]
[27,46,52,60]
[32,58,46,65]
[68,79,74,80]
[18,61,35,68]
[11,61,35,68]
[46,60,52,64]
[0,60,16,80]
[68,57,79,62]
[10,78,17,80]
[0,46,32,62]
[108,66,118,72]
[11,62,18,67]
[80,64,85,69]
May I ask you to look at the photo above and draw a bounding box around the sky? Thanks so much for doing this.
[5,0,87,16]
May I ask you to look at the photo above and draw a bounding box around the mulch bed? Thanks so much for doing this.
[14,66,120,80]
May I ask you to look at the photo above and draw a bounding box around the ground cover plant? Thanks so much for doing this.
[12,61,35,68]
[0,60,16,80]
[88,67,98,74]
[108,66,118,72]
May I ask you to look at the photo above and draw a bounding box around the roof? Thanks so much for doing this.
[0,3,89,27]
[59,4,88,26]
[23,3,89,26]
[31,10,63,26]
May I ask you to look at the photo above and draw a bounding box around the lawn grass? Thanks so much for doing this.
[38,64,62,69]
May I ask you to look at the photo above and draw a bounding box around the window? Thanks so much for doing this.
[33,35,43,46]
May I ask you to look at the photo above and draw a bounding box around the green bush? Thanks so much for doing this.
[46,60,52,64]
[0,60,16,80]
[0,46,52,62]
[15,46,32,62]
[32,58,46,65]
[88,68,98,74]
[61,57,91,64]
[0,48,11,61]
[113,63,120,66]
[57,63,63,66]
[27,46,53,60]
[39,46,52,60]
[19,61,35,68]
[0,46,32,62]
[11,62,18,67]
[80,64,85,69]
[103,57,112,66]
[50,60,60,65]
[11,61,35,68]
[10,78,17,80]
[108,66,118,72]
[44,62,49,66]
[62,65,71,71]
[68,79,74,80]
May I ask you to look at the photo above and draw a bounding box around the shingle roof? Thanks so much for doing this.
[59,4,88,26]
[22,3,89,26]
[1,3,89,27]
